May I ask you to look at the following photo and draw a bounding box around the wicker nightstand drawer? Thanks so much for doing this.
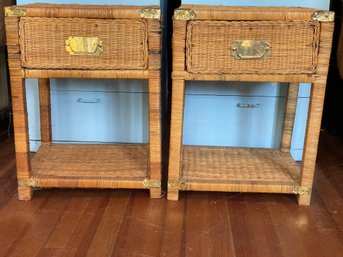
[186,20,319,74]
[19,17,148,70]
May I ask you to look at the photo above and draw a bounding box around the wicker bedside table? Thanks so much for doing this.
[5,4,162,200]
[168,5,334,205]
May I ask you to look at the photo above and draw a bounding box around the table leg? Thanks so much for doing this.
[298,83,326,205]
[11,78,32,200]
[280,83,299,153]
[38,78,52,144]
[148,77,162,198]
[168,79,185,200]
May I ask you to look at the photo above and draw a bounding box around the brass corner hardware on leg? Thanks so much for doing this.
[174,9,196,21]
[168,180,187,190]
[292,186,312,195]
[18,179,37,187]
[139,8,161,20]
[4,6,27,17]
[312,11,335,22]
[142,179,161,189]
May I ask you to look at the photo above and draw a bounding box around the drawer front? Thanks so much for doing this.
[186,20,319,74]
[19,17,148,70]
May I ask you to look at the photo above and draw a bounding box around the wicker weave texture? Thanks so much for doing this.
[19,17,148,70]
[186,21,319,74]
[32,144,148,179]
[181,146,300,185]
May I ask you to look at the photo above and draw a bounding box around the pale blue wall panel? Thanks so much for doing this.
[51,89,149,143]
[25,80,41,151]
[183,94,286,148]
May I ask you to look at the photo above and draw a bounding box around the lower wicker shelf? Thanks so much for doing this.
[24,143,150,189]
[176,146,301,194]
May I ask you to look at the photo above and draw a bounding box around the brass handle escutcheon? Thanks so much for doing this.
[231,40,270,60]
[65,36,103,56]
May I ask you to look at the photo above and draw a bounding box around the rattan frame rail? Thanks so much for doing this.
[5,4,162,200]
[168,5,334,205]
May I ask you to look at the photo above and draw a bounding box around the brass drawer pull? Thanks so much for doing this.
[231,40,270,60]
[65,36,103,56]
[237,103,260,109]
[77,98,100,104]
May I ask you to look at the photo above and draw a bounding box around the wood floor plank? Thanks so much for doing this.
[159,195,186,257]
[228,194,285,257]
[266,189,343,257]
[285,201,343,257]
[111,190,167,257]
[0,138,13,156]
[35,248,64,257]
[266,195,313,257]
[202,193,237,257]
[0,160,17,210]
[314,171,343,233]
[41,191,93,249]
[0,191,52,257]
[184,192,239,257]
[85,190,131,257]
[183,192,210,257]
[0,158,15,178]
[59,190,112,257]
[9,191,68,257]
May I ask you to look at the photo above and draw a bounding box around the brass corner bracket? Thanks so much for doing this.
[4,6,27,17]
[312,11,335,22]
[174,9,196,21]
[168,180,187,190]
[292,186,312,195]
[142,179,161,189]
[139,8,161,20]
[18,179,37,187]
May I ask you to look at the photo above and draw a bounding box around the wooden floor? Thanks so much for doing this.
[0,132,343,257]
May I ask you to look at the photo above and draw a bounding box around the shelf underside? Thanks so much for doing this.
[31,144,149,183]
[181,146,300,192]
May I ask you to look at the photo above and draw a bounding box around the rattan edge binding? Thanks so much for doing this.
[142,179,161,189]
[312,11,335,22]
[168,180,187,190]
[292,186,312,195]
[174,9,196,20]
[18,179,37,187]
[139,8,161,20]
[4,6,27,17]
